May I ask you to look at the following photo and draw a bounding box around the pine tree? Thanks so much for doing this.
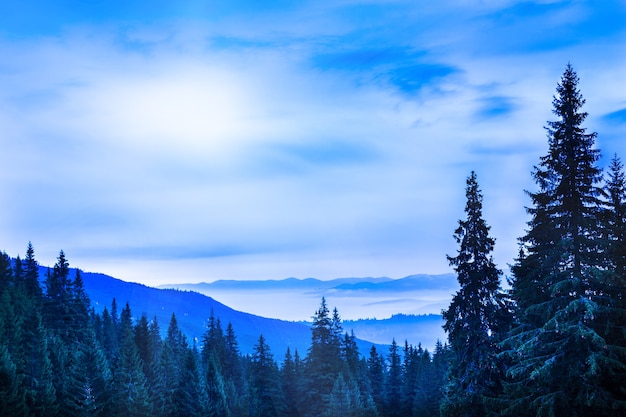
[67,270,91,343]
[65,332,113,417]
[0,251,13,292]
[155,313,186,417]
[18,295,57,416]
[44,251,72,341]
[201,312,231,417]
[384,339,402,417]
[325,373,377,417]
[173,346,207,417]
[504,64,624,415]
[281,348,303,417]
[411,346,440,417]
[441,171,510,416]
[596,154,626,410]
[603,154,626,281]
[341,331,360,380]
[223,321,246,417]
[112,304,152,417]
[248,334,286,417]
[303,297,342,416]
[367,345,385,414]
[0,342,21,415]
[23,242,43,301]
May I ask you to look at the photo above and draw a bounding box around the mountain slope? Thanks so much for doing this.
[39,267,386,356]
[78,270,314,355]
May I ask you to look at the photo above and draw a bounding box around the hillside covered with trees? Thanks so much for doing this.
[1,64,625,416]
[0,245,449,416]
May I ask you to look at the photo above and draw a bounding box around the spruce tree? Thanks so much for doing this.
[201,313,230,417]
[155,313,187,417]
[0,342,21,415]
[281,348,303,417]
[65,332,113,417]
[597,154,626,407]
[173,346,207,417]
[504,64,624,415]
[367,345,384,414]
[44,251,72,341]
[603,154,626,281]
[248,334,286,417]
[112,303,152,417]
[303,297,342,416]
[383,339,402,417]
[23,242,43,301]
[441,171,509,416]
[223,322,246,417]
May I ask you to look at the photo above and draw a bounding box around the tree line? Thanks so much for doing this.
[0,244,451,416]
[1,64,625,416]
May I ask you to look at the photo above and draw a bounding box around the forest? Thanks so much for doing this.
[1,64,625,416]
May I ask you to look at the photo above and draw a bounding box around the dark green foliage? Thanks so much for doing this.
[280,348,304,417]
[112,305,152,417]
[596,154,626,413]
[0,251,13,290]
[172,347,207,417]
[65,332,113,417]
[384,339,403,417]
[504,64,626,416]
[413,341,450,416]
[367,345,385,412]
[441,171,510,416]
[248,334,286,417]
[303,297,343,416]
[23,242,43,301]
[603,155,626,282]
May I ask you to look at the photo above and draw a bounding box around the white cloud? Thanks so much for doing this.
[1,1,625,285]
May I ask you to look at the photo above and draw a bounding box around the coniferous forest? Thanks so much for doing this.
[1,64,625,416]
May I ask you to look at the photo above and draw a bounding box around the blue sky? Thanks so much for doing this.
[1,0,625,286]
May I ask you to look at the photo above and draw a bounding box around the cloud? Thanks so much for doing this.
[1,1,625,285]
[603,108,626,124]
[474,95,519,120]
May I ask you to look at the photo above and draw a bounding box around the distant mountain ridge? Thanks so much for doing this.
[160,273,456,293]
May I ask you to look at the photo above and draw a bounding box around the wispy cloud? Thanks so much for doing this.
[1,1,625,285]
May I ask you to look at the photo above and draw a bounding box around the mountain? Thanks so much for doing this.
[159,276,396,292]
[331,273,457,292]
[79,271,312,355]
[343,314,446,350]
[37,266,389,356]
[158,273,458,324]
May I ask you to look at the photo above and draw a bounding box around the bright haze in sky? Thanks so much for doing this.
[1,1,625,287]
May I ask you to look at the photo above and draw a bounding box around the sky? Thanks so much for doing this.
[1,0,626,287]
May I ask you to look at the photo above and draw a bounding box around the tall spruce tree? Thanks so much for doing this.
[441,171,509,417]
[303,297,342,417]
[383,339,402,417]
[367,345,384,414]
[504,64,625,415]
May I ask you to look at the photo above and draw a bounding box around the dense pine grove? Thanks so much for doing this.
[1,65,625,416]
